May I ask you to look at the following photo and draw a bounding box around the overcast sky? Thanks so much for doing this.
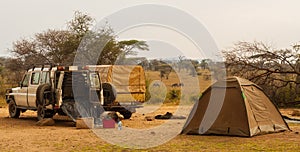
[1,0,300,59]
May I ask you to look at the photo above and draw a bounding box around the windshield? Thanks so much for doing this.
[89,72,100,88]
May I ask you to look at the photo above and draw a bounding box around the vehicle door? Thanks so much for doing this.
[89,72,103,104]
[14,73,31,106]
[27,71,41,107]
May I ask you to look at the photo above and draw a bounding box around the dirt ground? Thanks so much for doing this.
[0,105,299,151]
[0,105,191,151]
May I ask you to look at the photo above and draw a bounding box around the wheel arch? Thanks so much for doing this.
[5,89,13,104]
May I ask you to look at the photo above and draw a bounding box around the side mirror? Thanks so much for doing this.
[19,81,23,88]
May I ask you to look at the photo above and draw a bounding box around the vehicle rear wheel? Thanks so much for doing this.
[37,105,54,121]
[8,99,20,118]
[37,105,46,120]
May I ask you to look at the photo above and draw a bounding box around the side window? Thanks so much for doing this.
[40,72,50,84]
[22,74,30,87]
[31,72,40,85]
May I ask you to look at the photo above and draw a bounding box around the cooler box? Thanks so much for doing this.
[103,119,115,128]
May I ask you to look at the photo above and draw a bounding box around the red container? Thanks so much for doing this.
[103,119,115,128]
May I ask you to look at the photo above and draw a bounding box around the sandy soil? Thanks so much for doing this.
[0,106,299,151]
[0,105,193,151]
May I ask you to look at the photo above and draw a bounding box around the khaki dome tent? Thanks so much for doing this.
[181,76,289,137]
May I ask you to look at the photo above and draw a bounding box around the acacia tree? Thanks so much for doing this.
[9,11,93,69]
[68,11,94,38]
[68,11,149,65]
[35,30,78,65]
[223,41,299,106]
[200,59,211,70]
[113,40,148,65]
[11,11,149,66]
[7,11,148,83]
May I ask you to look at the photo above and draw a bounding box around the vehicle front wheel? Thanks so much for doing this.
[8,99,20,118]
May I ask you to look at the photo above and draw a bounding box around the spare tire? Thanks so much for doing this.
[102,82,117,105]
[36,84,51,106]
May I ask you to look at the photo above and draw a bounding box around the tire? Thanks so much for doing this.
[8,99,20,118]
[102,83,117,105]
[37,105,46,121]
[36,83,51,106]
[36,84,54,120]
[37,105,54,121]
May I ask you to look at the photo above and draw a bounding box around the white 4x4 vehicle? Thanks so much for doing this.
[6,65,105,121]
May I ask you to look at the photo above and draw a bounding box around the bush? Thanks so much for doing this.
[167,89,181,103]
[0,75,7,96]
[272,84,297,107]
[189,93,201,103]
[291,110,300,116]
[0,97,6,108]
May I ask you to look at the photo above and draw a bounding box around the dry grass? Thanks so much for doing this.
[145,70,213,105]
[55,130,300,151]
[1,106,299,152]
[0,97,6,108]
[145,70,213,92]
[291,110,300,116]
[152,131,300,152]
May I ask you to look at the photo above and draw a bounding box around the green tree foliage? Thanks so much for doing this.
[167,89,181,103]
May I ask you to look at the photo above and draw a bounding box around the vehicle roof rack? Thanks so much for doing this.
[28,64,57,71]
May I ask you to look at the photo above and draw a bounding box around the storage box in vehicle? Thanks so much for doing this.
[90,65,146,103]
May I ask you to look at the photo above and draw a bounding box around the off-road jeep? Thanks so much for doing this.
[5,65,107,121]
[6,65,136,121]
